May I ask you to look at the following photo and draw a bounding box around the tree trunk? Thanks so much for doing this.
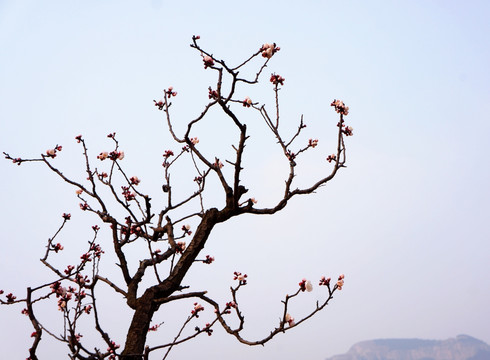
[119,208,227,359]
[120,292,157,360]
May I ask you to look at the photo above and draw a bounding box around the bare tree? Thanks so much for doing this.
[2,36,353,360]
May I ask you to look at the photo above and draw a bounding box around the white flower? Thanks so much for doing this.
[118,151,125,160]
[305,280,313,292]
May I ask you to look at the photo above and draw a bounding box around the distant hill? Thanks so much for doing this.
[325,335,490,360]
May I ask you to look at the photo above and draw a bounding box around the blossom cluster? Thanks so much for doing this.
[203,55,214,69]
[203,323,213,336]
[121,217,142,237]
[121,186,135,201]
[326,153,337,163]
[175,241,186,254]
[270,73,285,86]
[163,150,174,158]
[182,224,192,236]
[331,99,349,116]
[5,292,16,303]
[309,139,319,148]
[50,281,75,311]
[243,96,252,107]
[233,271,248,285]
[129,176,140,185]
[336,274,345,290]
[165,86,177,98]
[191,302,204,317]
[89,243,104,259]
[343,125,354,136]
[203,255,215,264]
[10,157,22,165]
[261,43,280,58]
[319,276,331,286]
[299,278,313,292]
[148,323,160,332]
[214,160,224,169]
[53,243,64,253]
[208,87,219,100]
[107,341,120,360]
[153,99,164,110]
[224,301,237,313]
[190,137,199,145]
[46,145,62,158]
[97,151,124,161]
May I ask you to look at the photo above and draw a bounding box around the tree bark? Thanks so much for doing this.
[120,290,158,360]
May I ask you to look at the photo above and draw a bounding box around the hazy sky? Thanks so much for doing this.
[1,1,489,359]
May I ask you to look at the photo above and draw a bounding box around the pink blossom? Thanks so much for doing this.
[53,243,64,253]
[261,43,280,58]
[270,73,285,85]
[190,137,199,145]
[165,87,177,98]
[153,99,164,110]
[130,176,140,185]
[285,313,295,327]
[343,126,353,136]
[148,324,160,332]
[336,274,345,290]
[331,99,349,116]
[46,149,57,158]
[309,139,319,148]
[215,160,224,169]
[243,96,252,107]
[191,302,204,317]
[233,271,248,285]
[97,152,108,160]
[175,241,186,254]
[203,55,214,68]
[319,276,331,286]
[204,323,213,336]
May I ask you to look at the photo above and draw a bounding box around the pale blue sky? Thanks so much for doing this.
[1,1,489,359]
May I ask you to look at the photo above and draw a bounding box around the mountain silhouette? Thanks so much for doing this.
[326,335,490,360]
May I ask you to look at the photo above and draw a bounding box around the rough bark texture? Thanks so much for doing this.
[120,291,158,359]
